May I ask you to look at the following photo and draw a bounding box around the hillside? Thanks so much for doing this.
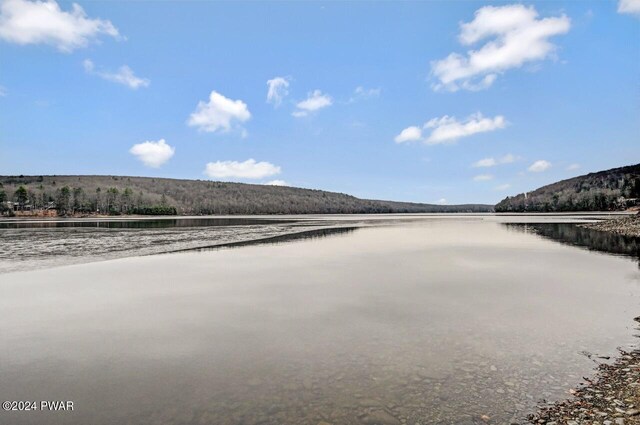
[495,164,640,212]
[0,175,493,216]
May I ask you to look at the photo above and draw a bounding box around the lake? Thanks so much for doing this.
[1,215,638,425]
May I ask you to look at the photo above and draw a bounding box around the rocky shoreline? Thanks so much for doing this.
[527,318,640,425]
[529,210,640,425]
[579,214,640,238]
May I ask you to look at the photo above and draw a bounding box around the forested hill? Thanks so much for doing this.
[0,175,493,215]
[495,164,640,212]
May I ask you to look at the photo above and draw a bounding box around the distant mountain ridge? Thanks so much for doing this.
[495,164,640,212]
[0,175,493,215]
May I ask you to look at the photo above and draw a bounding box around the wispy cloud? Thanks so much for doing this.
[0,0,120,52]
[528,160,552,172]
[566,163,580,171]
[473,174,494,181]
[473,158,497,167]
[266,77,290,107]
[494,183,512,191]
[472,154,518,168]
[423,113,506,144]
[394,126,422,144]
[129,139,175,168]
[618,0,640,17]
[292,90,332,117]
[499,154,518,164]
[204,159,281,179]
[188,91,251,134]
[435,198,448,205]
[348,86,381,103]
[395,113,507,145]
[431,4,570,91]
[83,59,149,89]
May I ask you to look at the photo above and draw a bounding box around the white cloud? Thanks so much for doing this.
[83,59,149,89]
[129,139,175,168]
[426,113,506,144]
[348,86,381,103]
[472,153,518,167]
[473,174,494,181]
[204,159,281,179]
[431,4,570,91]
[188,91,251,133]
[0,85,6,96]
[265,180,288,186]
[494,183,512,191]
[266,77,289,107]
[395,113,506,145]
[435,198,448,205]
[618,0,640,17]
[394,126,422,143]
[0,0,119,52]
[473,157,497,167]
[292,90,332,117]
[528,160,552,172]
[566,163,580,171]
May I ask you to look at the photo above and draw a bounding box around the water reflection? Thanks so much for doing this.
[504,223,640,265]
[2,219,640,425]
[172,226,358,253]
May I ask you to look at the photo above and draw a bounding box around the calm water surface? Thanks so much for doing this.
[1,216,639,425]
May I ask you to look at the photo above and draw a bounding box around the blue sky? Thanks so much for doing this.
[0,0,638,204]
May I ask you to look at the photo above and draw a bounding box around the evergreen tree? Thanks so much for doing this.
[14,186,28,210]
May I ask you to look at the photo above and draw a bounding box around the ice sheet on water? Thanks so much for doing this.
[0,222,333,274]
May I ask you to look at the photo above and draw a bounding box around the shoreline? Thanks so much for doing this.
[527,321,640,424]
[528,216,640,424]
[579,214,640,238]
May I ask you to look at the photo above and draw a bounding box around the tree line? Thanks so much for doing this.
[1,182,176,216]
[495,165,640,212]
[0,175,493,216]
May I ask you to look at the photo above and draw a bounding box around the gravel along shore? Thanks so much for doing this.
[527,318,640,425]
[579,215,640,238]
